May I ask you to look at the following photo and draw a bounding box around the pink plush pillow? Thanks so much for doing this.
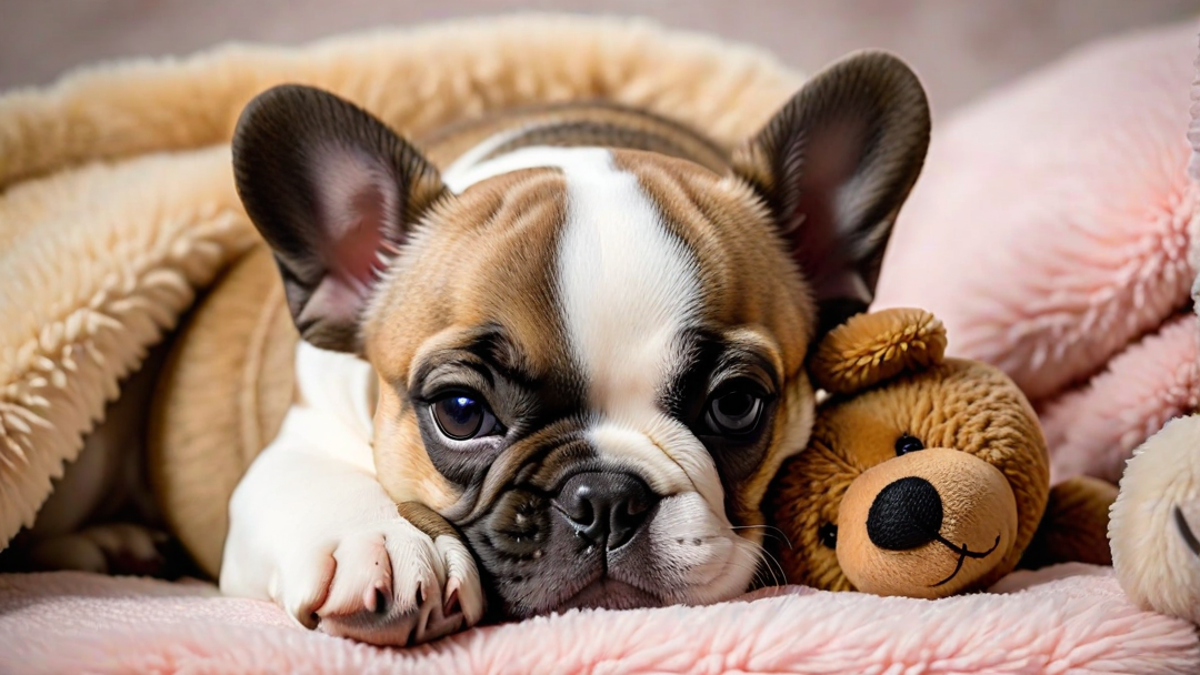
[874,20,1200,483]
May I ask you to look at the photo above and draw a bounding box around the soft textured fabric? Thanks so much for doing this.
[1,566,1197,674]
[873,20,1200,484]
[0,14,805,550]
[4,14,1199,674]
[1108,36,1200,630]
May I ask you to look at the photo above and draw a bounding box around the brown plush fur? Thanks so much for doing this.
[766,308,1114,597]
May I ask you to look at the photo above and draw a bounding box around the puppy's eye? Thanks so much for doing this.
[819,523,838,549]
[704,381,766,436]
[894,434,924,456]
[431,391,501,441]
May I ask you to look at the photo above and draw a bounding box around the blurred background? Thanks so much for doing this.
[4,0,1200,115]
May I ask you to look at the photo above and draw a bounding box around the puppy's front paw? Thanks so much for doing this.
[280,519,483,646]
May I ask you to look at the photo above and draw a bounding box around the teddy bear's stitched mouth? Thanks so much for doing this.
[930,533,1001,587]
[1173,506,1200,557]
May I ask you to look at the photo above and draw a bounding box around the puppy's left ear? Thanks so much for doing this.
[232,84,446,353]
[733,51,930,336]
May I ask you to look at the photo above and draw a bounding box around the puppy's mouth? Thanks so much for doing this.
[463,486,757,618]
[554,577,662,612]
[931,533,1001,587]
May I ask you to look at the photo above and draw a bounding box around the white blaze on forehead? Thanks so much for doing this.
[554,148,703,419]
[441,127,530,193]
[445,141,705,419]
[551,148,725,504]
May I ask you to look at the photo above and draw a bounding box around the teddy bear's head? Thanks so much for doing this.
[766,308,1051,598]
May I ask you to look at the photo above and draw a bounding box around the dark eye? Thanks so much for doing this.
[894,434,924,455]
[704,383,766,436]
[819,523,838,549]
[431,392,501,441]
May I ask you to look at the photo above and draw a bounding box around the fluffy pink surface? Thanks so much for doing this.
[1,567,1196,674]
[873,20,1200,482]
[1040,313,1198,483]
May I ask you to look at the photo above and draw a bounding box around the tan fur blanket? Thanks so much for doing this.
[0,14,803,549]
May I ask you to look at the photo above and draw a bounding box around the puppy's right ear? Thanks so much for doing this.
[232,84,446,353]
[733,51,930,337]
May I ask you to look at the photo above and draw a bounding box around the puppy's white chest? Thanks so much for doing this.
[291,341,376,456]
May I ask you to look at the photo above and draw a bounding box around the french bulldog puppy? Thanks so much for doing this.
[215,50,931,646]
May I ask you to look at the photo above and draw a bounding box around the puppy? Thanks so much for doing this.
[78,50,931,646]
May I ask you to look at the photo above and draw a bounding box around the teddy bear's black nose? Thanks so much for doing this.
[866,476,945,550]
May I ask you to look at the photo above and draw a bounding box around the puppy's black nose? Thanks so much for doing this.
[866,476,944,550]
[554,472,658,550]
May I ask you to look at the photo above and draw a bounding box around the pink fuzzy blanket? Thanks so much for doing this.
[872,19,1200,485]
[1,566,1196,674]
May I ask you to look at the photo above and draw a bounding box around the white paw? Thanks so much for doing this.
[276,519,484,646]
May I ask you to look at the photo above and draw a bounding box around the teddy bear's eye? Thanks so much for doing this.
[894,434,925,456]
[819,523,838,549]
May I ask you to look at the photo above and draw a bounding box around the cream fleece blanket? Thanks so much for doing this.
[0,14,803,548]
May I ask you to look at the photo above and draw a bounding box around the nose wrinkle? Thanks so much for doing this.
[599,414,728,507]
[587,421,687,493]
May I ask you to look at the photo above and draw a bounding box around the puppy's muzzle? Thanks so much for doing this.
[553,472,659,551]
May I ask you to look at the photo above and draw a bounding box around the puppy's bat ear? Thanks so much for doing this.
[733,51,930,337]
[232,84,446,353]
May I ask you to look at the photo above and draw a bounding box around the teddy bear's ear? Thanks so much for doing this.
[809,307,947,394]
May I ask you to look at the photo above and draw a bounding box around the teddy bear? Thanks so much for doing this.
[766,307,1116,598]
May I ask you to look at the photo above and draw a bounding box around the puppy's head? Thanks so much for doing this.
[232,51,930,617]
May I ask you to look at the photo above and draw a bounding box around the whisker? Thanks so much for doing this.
[727,524,793,550]
[730,536,787,589]
[718,558,777,591]
[711,537,769,588]
[759,549,788,588]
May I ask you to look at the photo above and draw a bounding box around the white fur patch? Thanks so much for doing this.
[446,143,708,431]
[449,143,725,502]
[554,149,701,415]
[293,341,376,456]
[545,149,731,507]
[441,128,530,193]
